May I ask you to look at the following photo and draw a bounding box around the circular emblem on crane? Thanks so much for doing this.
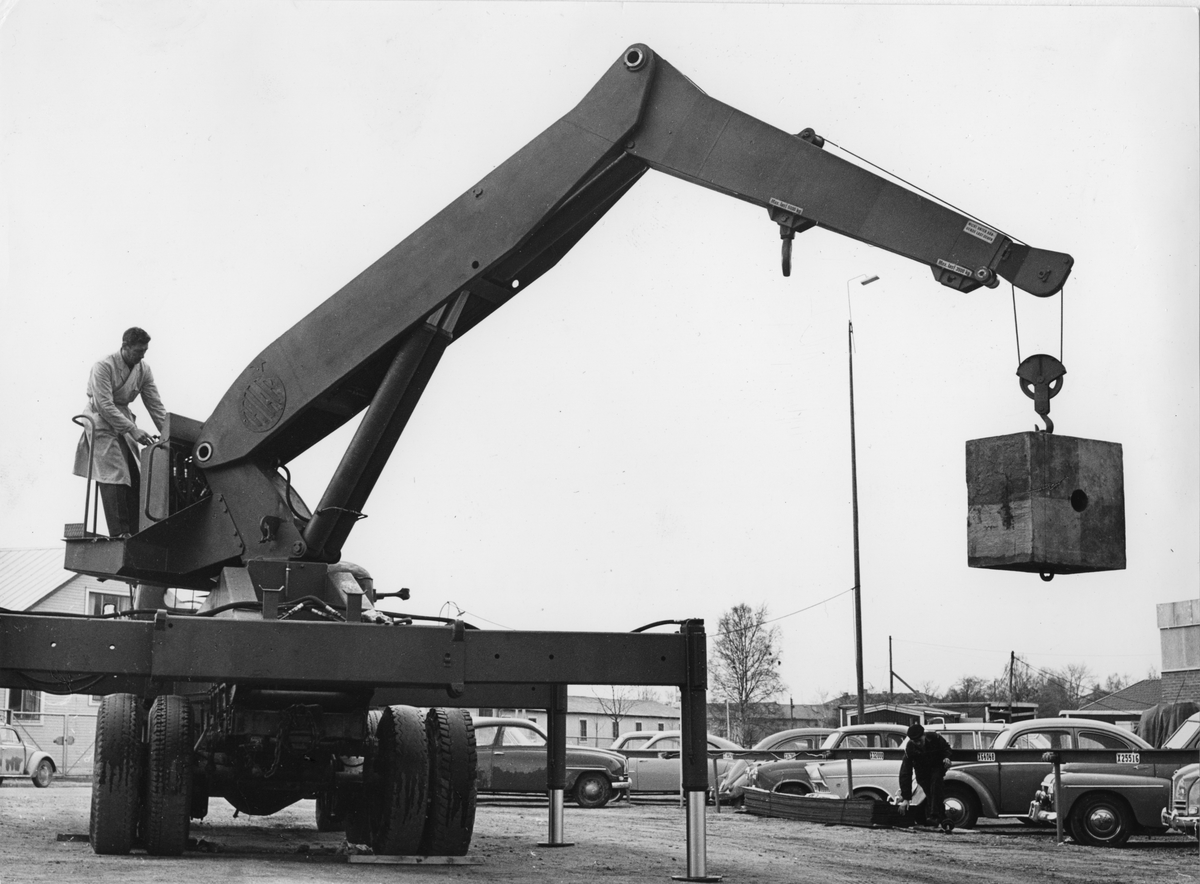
[240,371,287,432]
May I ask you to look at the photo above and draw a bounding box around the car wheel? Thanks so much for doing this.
[90,693,146,856]
[774,782,812,796]
[851,788,888,802]
[1070,794,1133,847]
[32,759,54,788]
[142,695,193,856]
[942,784,980,829]
[421,708,477,855]
[574,772,612,809]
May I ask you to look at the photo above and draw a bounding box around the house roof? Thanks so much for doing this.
[567,695,680,718]
[1078,678,1163,713]
[0,547,72,612]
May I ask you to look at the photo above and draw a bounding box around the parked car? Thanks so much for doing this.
[473,717,630,808]
[1028,712,1200,846]
[745,724,910,797]
[802,722,1006,802]
[717,728,833,804]
[943,717,1152,829]
[1162,762,1200,835]
[0,723,55,787]
[613,730,743,794]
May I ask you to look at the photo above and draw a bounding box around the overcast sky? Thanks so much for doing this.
[1,1,1197,707]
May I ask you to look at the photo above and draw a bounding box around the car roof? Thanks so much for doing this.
[473,716,544,732]
[833,724,910,733]
[994,717,1152,748]
[928,722,1006,731]
[750,728,835,749]
[634,730,744,749]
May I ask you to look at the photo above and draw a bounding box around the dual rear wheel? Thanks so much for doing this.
[90,693,193,856]
[345,705,478,856]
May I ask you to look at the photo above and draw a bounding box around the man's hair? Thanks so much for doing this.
[122,327,151,347]
[906,724,925,739]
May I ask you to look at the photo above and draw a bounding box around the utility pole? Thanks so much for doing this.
[847,273,879,724]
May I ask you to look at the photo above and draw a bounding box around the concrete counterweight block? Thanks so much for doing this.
[966,431,1125,575]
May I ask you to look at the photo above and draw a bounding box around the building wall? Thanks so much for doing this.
[1,574,123,777]
[1162,670,1200,703]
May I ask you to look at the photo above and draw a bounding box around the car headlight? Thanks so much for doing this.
[1188,779,1200,815]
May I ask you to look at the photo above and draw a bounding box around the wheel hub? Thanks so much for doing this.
[1086,806,1119,838]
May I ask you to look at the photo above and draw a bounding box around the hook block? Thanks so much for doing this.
[966,431,1125,576]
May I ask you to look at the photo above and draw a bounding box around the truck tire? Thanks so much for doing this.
[90,693,145,855]
[367,705,429,855]
[421,708,477,855]
[142,695,193,856]
[344,709,383,845]
[315,790,346,831]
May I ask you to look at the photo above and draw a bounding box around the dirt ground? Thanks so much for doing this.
[2,780,1199,884]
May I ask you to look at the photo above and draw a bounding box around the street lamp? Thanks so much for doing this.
[847,273,879,723]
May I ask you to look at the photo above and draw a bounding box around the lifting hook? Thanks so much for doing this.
[1016,354,1066,434]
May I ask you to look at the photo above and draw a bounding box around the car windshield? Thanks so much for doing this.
[1166,717,1200,749]
[501,725,546,747]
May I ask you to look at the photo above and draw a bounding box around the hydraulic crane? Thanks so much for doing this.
[0,44,1071,873]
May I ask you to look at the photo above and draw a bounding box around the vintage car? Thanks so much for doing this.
[943,717,1152,829]
[1163,762,1200,835]
[1027,712,1200,846]
[717,727,833,804]
[745,724,910,796]
[801,722,1005,802]
[0,722,55,787]
[473,717,630,808]
[614,730,743,795]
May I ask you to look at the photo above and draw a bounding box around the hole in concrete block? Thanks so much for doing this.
[1071,489,1089,512]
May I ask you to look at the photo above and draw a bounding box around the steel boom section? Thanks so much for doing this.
[0,612,690,692]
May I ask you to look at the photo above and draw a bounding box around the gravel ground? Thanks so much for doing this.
[2,781,1199,883]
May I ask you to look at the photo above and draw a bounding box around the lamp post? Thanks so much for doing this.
[847,273,879,723]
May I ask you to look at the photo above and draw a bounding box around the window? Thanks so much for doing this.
[474,726,497,747]
[500,725,545,747]
[653,737,680,751]
[657,722,665,731]
[9,689,42,721]
[89,590,130,617]
[1011,730,1069,750]
[579,719,588,741]
[612,720,620,739]
[478,707,494,718]
[635,722,643,732]
[1078,730,1134,750]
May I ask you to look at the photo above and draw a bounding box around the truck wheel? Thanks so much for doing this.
[573,772,612,809]
[1070,793,1133,847]
[142,695,193,856]
[315,790,346,831]
[421,708,477,854]
[367,705,429,855]
[90,693,145,855]
[942,784,980,829]
[32,758,54,788]
[344,709,383,845]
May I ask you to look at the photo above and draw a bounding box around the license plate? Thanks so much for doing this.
[977,752,996,762]
[1116,752,1140,764]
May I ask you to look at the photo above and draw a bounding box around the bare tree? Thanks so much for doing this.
[592,685,639,743]
[711,603,786,745]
